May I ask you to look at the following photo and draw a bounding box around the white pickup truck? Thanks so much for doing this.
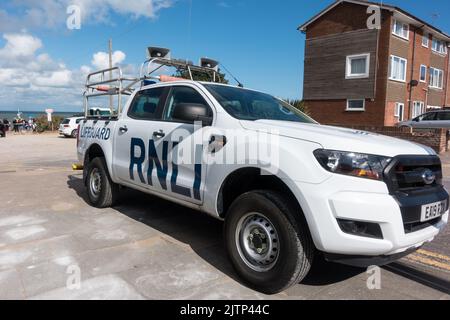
[77,48,448,294]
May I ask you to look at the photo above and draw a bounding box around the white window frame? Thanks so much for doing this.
[422,33,429,47]
[345,53,370,79]
[429,67,444,89]
[394,102,404,121]
[389,55,407,82]
[346,99,365,111]
[432,38,448,55]
[412,101,425,118]
[392,19,409,40]
[419,65,427,83]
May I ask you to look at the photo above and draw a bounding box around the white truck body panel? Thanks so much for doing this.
[78,80,448,258]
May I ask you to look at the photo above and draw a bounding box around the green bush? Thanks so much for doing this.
[284,99,310,116]
[35,115,64,132]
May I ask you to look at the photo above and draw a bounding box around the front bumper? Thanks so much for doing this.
[294,174,449,257]
[323,246,419,267]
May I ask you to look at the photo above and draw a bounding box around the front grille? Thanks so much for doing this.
[384,155,443,194]
[384,155,448,234]
[404,217,442,234]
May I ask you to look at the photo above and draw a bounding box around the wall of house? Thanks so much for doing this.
[304,5,392,126]
[428,52,448,107]
[302,2,450,126]
[303,29,378,100]
[306,2,373,39]
[385,22,449,126]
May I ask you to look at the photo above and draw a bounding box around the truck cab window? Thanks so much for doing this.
[128,87,165,120]
[163,86,211,122]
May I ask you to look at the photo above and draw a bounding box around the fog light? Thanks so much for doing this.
[337,219,383,239]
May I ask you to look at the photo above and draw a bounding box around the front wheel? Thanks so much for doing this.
[86,157,119,208]
[224,190,314,294]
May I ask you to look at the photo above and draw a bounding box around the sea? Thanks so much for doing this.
[0,111,83,122]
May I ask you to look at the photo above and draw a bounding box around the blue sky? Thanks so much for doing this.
[0,0,449,112]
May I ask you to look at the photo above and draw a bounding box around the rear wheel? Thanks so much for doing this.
[224,190,314,294]
[71,129,77,138]
[86,157,119,208]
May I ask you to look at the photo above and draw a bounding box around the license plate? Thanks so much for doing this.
[421,200,447,222]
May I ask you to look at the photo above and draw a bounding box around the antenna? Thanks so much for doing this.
[220,63,244,88]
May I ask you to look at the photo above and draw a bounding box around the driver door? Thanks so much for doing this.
[147,85,214,204]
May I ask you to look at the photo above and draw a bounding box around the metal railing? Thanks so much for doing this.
[84,56,221,118]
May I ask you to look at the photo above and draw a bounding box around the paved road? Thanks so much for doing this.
[0,133,448,299]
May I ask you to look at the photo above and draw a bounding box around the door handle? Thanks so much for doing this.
[119,126,128,133]
[153,130,165,138]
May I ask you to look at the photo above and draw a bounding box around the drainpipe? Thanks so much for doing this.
[445,44,450,108]
[408,26,418,118]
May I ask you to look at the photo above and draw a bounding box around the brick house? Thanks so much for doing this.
[299,0,450,126]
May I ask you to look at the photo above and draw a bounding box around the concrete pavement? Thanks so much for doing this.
[0,133,449,299]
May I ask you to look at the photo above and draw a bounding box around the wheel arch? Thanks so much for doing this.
[217,168,311,230]
[83,143,107,184]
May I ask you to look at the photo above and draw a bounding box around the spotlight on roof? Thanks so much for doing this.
[200,57,219,71]
[148,47,171,59]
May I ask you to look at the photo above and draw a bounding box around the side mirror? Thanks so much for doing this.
[172,103,213,126]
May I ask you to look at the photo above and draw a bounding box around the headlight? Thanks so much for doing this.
[313,149,392,181]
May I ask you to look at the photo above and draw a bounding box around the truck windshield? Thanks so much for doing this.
[204,84,316,123]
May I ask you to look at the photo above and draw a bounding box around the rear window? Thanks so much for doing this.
[436,112,450,121]
[128,87,165,120]
[62,119,70,124]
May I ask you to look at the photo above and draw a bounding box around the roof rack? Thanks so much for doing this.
[84,46,221,118]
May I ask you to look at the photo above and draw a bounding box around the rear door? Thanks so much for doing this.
[434,111,450,128]
[113,86,169,188]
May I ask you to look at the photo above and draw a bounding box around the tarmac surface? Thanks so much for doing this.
[0,132,449,300]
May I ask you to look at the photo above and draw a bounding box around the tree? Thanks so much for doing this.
[173,68,229,84]
[284,99,310,115]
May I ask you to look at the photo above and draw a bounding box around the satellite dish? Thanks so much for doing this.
[200,58,219,71]
[148,47,171,59]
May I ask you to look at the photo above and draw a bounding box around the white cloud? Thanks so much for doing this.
[0,0,174,32]
[91,50,126,70]
[0,33,42,58]
[0,32,137,111]
[34,70,73,88]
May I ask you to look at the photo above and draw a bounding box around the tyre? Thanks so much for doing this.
[71,129,77,138]
[85,157,119,208]
[224,190,314,294]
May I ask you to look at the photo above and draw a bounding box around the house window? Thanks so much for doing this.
[422,33,429,47]
[346,99,365,111]
[429,67,444,89]
[394,103,404,121]
[346,54,370,79]
[420,65,427,82]
[389,55,407,82]
[392,19,409,40]
[413,101,425,118]
[432,38,447,55]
